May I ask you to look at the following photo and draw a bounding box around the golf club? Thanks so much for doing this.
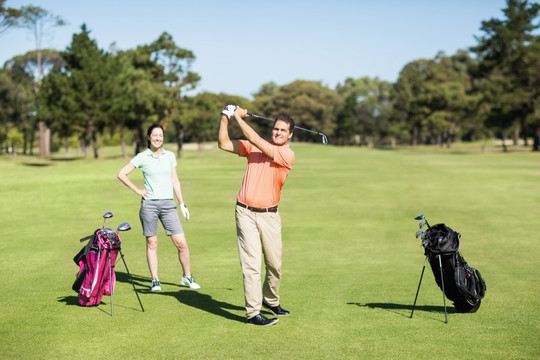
[414,214,431,229]
[117,222,131,232]
[246,113,329,145]
[103,211,113,228]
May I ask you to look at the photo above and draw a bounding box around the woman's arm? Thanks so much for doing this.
[172,166,190,220]
[117,162,150,197]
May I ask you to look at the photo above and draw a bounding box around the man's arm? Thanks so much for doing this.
[233,107,275,159]
[218,111,239,154]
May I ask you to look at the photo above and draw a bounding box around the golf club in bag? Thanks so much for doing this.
[247,113,329,144]
[410,214,486,323]
[72,212,144,316]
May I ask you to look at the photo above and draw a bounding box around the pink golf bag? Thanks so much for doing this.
[72,212,144,315]
[73,228,121,306]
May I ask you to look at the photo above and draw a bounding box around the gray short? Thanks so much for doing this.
[139,199,183,237]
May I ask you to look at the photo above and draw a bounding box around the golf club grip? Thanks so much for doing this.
[247,113,274,122]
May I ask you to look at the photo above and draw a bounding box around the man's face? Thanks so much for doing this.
[272,120,293,146]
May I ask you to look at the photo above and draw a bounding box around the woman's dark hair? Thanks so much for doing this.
[147,124,164,148]
[275,114,295,132]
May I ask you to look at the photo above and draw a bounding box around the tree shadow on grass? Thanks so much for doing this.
[348,302,455,323]
[21,161,53,167]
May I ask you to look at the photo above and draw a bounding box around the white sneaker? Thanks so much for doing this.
[151,279,161,291]
[181,275,200,290]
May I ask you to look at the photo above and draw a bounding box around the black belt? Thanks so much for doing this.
[236,201,278,213]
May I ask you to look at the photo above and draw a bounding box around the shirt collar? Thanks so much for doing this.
[145,148,165,159]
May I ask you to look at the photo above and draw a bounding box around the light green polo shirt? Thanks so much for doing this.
[130,148,177,200]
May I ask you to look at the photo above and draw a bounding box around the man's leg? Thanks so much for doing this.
[259,212,282,306]
[236,206,263,318]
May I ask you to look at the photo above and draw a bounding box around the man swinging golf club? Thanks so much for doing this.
[218,105,295,326]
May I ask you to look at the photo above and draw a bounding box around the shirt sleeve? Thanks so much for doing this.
[238,140,251,157]
[273,146,294,170]
[169,151,177,167]
[130,152,143,168]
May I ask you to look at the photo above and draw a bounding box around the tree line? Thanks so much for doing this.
[1,0,539,158]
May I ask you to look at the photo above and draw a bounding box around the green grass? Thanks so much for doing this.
[0,143,539,359]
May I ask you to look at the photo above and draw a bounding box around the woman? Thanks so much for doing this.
[117,124,200,291]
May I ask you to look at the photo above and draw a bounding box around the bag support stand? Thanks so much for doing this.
[108,249,145,316]
[409,255,448,324]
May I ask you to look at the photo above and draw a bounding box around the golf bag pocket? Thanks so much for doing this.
[72,246,88,293]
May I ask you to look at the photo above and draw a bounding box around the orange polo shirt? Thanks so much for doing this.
[236,140,295,208]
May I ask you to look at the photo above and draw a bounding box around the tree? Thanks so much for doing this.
[471,0,540,151]
[392,59,432,147]
[181,92,249,145]
[5,49,64,154]
[522,36,540,150]
[392,52,477,148]
[146,32,200,157]
[0,0,22,34]
[252,80,342,143]
[115,46,168,156]
[39,24,109,158]
[335,77,393,146]
[0,67,33,154]
[13,5,66,157]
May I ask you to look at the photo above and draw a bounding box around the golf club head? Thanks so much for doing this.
[102,212,113,228]
[419,221,426,229]
[414,214,425,221]
[117,222,131,232]
[415,230,423,239]
[321,134,329,145]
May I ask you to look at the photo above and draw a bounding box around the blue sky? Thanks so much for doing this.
[0,0,508,99]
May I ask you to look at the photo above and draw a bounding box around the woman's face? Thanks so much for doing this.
[149,127,164,150]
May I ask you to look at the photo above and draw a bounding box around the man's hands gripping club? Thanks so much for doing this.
[222,104,248,119]
[221,105,237,119]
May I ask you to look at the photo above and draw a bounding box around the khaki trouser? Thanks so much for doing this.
[235,205,282,318]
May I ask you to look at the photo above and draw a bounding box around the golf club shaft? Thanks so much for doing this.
[246,113,328,144]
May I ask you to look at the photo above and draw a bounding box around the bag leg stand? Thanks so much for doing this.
[118,249,145,312]
[438,255,448,324]
[410,257,427,318]
[109,252,114,316]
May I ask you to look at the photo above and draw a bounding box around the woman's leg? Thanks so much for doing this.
[170,233,190,276]
[146,235,159,280]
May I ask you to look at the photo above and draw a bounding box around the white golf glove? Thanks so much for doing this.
[179,203,190,220]
[221,104,237,119]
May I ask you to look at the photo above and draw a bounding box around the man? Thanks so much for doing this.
[218,105,295,326]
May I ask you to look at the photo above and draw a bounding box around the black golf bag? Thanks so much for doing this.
[422,223,486,313]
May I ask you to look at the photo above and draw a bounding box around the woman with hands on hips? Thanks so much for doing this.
[117,123,200,291]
